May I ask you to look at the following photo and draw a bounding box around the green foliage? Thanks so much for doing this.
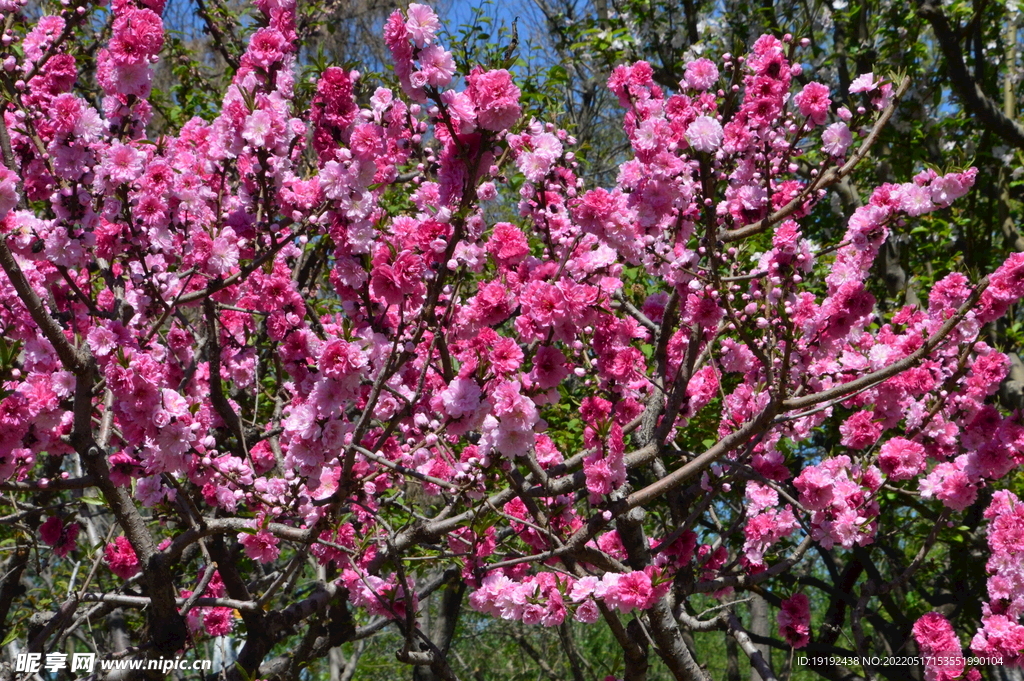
[151,31,225,131]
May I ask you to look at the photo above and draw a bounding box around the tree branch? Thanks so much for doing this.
[727,612,778,681]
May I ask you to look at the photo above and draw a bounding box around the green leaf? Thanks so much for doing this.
[1,627,18,647]
[79,497,105,506]
[233,662,255,681]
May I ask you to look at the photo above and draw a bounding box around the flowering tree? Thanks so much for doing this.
[1,1,1024,680]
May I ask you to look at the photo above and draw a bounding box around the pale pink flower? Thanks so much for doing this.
[849,72,878,93]
[821,122,851,156]
[685,115,724,153]
[405,4,440,47]
[103,142,144,185]
[416,44,455,87]
[683,58,719,91]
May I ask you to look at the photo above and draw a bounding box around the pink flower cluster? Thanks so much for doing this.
[384,5,520,136]
[341,568,418,621]
[970,491,1024,665]
[777,594,811,648]
[878,437,927,481]
[104,536,141,580]
[582,398,627,497]
[239,528,281,563]
[97,2,163,104]
[913,613,977,681]
[793,456,882,550]
[181,569,235,638]
[742,481,799,566]
[39,516,80,558]
[469,567,669,626]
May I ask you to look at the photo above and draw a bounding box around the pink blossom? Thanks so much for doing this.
[914,612,966,681]
[821,123,852,156]
[108,451,142,486]
[517,133,561,181]
[930,168,977,208]
[683,58,719,91]
[919,459,978,511]
[743,506,799,565]
[489,337,524,375]
[102,142,144,185]
[466,68,521,132]
[529,345,569,389]
[23,16,66,63]
[745,481,779,514]
[849,72,878,94]
[39,516,64,547]
[469,572,516,618]
[794,82,831,125]
[40,516,80,558]
[477,181,497,201]
[0,166,19,218]
[685,289,724,327]
[203,608,235,637]
[574,599,600,623]
[239,529,280,563]
[584,456,615,496]
[490,380,537,429]
[385,10,418,99]
[242,109,277,148]
[685,115,724,153]
[112,61,153,98]
[604,570,655,612]
[439,377,483,419]
[839,411,882,450]
[244,27,288,70]
[898,183,934,216]
[318,339,367,379]
[310,67,358,161]
[794,464,836,510]
[104,536,141,579]
[777,594,811,648]
[207,231,240,276]
[109,9,163,65]
[974,490,1024,645]
[487,222,530,265]
[415,45,456,88]
[972,614,1024,665]
[878,437,927,481]
[405,4,440,47]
